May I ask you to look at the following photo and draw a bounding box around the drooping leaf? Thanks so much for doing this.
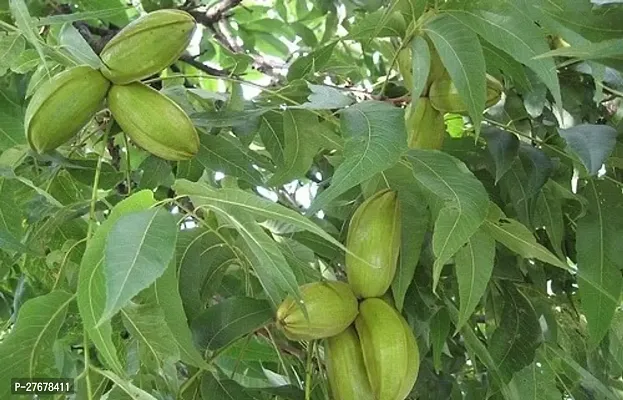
[192,297,273,351]
[0,291,73,399]
[201,372,256,400]
[447,5,561,105]
[268,110,322,186]
[489,284,542,381]
[558,124,619,175]
[77,190,156,375]
[308,101,407,214]
[410,35,431,101]
[533,183,564,258]
[143,260,209,368]
[431,308,451,373]
[425,14,487,133]
[99,207,177,324]
[95,369,158,400]
[483,202,568,269]
[58,22,102,68]
[577,180,623,346]
[455,227,495,331]
[482,126,520,183]
[406,150,490,290]
[121,303,180,364]
[509,356,560,400]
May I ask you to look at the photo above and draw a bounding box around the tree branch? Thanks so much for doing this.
[179,55,230,77]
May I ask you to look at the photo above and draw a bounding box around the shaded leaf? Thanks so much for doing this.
[192,297,273,351]
[268,110,322,186]
[577,180,623,346]
[558,124,619,175]
[483,203,567,269]
[489,285,541,381]
[121,303,180,363]
[0,291,73,399]
[196,134,264,186]
[455,227,495,331]
[483,126,519,183]
[58,22,102,68]
[143,260,209,368]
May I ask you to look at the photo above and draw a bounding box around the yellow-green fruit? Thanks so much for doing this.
[107,82,199,161]
[325,326,374,400]
[100,10,196,84]
[276,281,358,341]
[355,298,409,400]
[25,66,109,153]
[396,318,420,400]
[345,189,400,298]
[425,43,445,93]
[405,98,445,150]
[429,74,503,113]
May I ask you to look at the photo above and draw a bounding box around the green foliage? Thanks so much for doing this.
[1,0,623,398]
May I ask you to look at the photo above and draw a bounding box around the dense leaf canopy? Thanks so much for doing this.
[1,0,623,399]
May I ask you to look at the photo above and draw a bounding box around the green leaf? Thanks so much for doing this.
[77,190,156,375]
[425,14,486,133]
[192,297,273,351]
[0,87,25,150]
[489,284,541,381]
[431,308,451,373]
[447,6,561,106]
[387,163,430,311]
[295,84,355,110]
[410,35,431,101]
[455,227,495,331]
[95,369,158,400]
[201,372,257,400]
[446,301,522,400]
[406,150,490,291]
[258,111,285,166]
[577,180,623,346]
[537,37,623,60]
[99,207,177,324]
[483,203,568,269]
[482,126,519,183]
[558,124,619,175]
[58,22,102,68]
[533,183,564,258]
[143,260,209,368]
[120,303,180,364]
[172,180,348,259]
[308,101,407,214]
[509,357,560,400]
[267,110,322,186]
[176,228,237,319]
[0,291,73,399]
[138,155,174,190]
[195,134,264,186]
[287,43,336,80]
[542,344,620,400]
[0,32,25,71]
[9,0,47,69]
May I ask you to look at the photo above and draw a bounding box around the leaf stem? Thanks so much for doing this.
[304,340,315,400]
[123,133,132,195]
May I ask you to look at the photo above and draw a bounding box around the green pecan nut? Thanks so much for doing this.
[276,281,358,341]
[107,82,199,161]
[345,189,401,298]
[405,97,445,150]
[325,326,374,400]
[100,9,196,84]
[355,298,411,400]
[26,65,110,153]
